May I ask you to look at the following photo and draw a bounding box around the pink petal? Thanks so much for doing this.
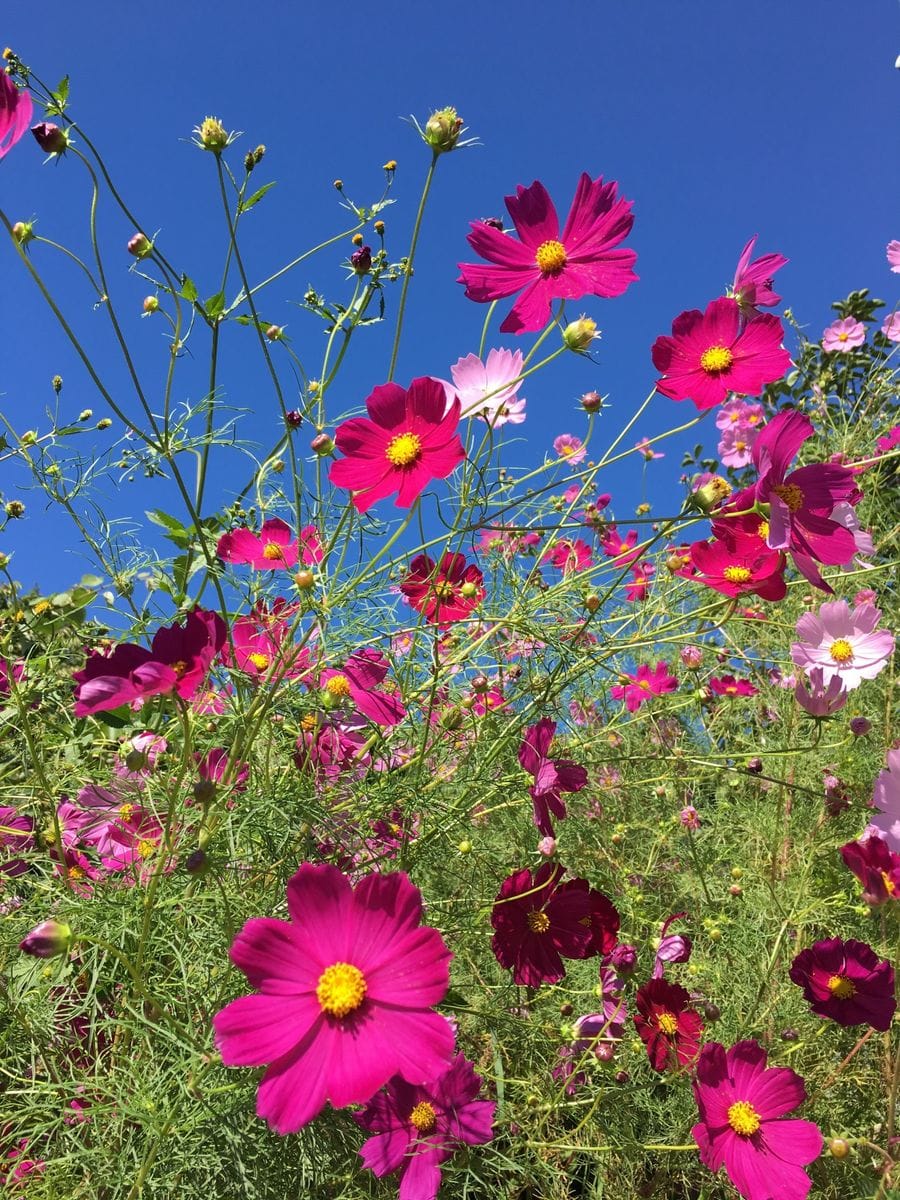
[504,180,560,249]
[214,992,320,1065]
[229,916,321,993]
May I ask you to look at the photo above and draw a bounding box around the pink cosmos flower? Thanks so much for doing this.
[715,398,765,432]
[329,377,465,513]
[625,561,654,602]
[541,537,593,575]
[0,658,25,698]
[437,348,526,425]
[652,298,791,411]
[634,978,703,1072]
[213,864,454,1134]
[458,173,638,335]
[651,912,692,978]
[634,437,664,461]
[294,715,371,784]
[518,718,588,836]
[598,525,641,566]
[881,311,900,342]
[822,317,865,352]
[690,534,787,602]
[552,433,586,465]
[399,553,485,625]
[217,518,322,570]
[791,600,894,691]
[319,649,405,727]
[709,675,758,698]
[355,1055,495,1200]
[793,667,847,717]
[0,73,33,161]
[717,425,760,469]
[789,937,895,1031]
[888,241,900,272]
[611,662,678,713]
[841,835,900,904]
[114,731,168,781]
[227,611,311,682]
[692,1040,821,1200]
[0,805,34,877]
[730,235,789,320]
[868,748,900,853]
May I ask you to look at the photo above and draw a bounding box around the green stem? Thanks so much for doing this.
[387,152,438,381]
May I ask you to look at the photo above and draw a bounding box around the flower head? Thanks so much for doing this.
[730,235,789,319]
[793,668,847,717]
[518,718,588,837]
[690,534,786,602]
[552,433,586,465]
[822,317,865,352]
[319,649,406,727]
[610,662,678,713]
[790,937,895,1031]
[438,348,526,425]
[400,553,485,625]
[0,805,34,877]
[888,240,900,273]
[791,600,894,691]
[709,674,758,698]
[841,835,900,904]
[633,978,703,1072]
[0,73,32,161]
[217,518,322,570]
[868,748,900,853]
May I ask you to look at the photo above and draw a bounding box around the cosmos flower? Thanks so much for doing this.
[0,805,34,877]
[610,662,678,713]
[458,173,638,335]
[400,553,485,625]
[868,748,900,853]
[793,668,847,717]
[791,600,894,691]
[0,73,33,161]
[633,978,703,1072]
[822,317,865,352]
[319,649,406,727]
[880,311,900,342]
[437,348,527,425]
[518,718,588,836]
[541,537,593,575]
[709,675,758,698]
[730,235,789,320]
[552,433,586,465]
[214,864,454,1134]
[217,518,322,570]
[789,937,895,1031]
[841,835,900,904]
[689,534,786,602]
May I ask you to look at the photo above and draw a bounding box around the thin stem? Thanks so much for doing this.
[387,152,438,381]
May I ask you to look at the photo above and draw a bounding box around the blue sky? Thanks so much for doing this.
[1,0,898,597]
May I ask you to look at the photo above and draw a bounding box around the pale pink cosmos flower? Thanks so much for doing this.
[822,317,865,353]
[791,600,894,691]
[881,311,900,342]
[634,437,664,461]
[553,434,586,465]
[867,748,900,853]
[715,398,765,432]
[887,240,900,273]
[437,348,526,426]
[717,425,759,468]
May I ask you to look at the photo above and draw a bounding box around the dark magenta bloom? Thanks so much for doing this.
[709,675,759,698]
[731,235,789,320]
[320,648,405,727]
[789,937,895,1031]
[0,805,35,877]
[633,978,703,1072]
[841,835,900,904]
[518,717,588,836]
[400,552,485,625]
[73,643,178,717]
[0,73,33,161]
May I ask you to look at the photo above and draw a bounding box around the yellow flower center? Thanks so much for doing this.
[385,432,422,467]
[638,679,652,691]
[137,839,156,859]
[729,411,740,423]
[171,659,189,677]
[827,974,856,1000]
[757,520,770,539]
[727,1100,761,1137]
[735,440,747,452]
[725,685,738,695]
[837,332,849,342]
[723,565,752,583]
[325,674,352,698]
[409,1101,437,1134]
[118,803,135,820]
[772,483,804,512]
[700,345,734,374]
[248,652,270,671]
[535,239,568,275]
[829,639,854,664]
[300,713,318,731]
[68,865,84,880]
[526,910,550,934]
[656,1011,678,1036]
[262,541,285,561]
[316,961,367,1018]
[882,872,897,897]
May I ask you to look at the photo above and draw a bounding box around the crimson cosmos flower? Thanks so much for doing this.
[789,937,895,1031]
[399,552,485,625]
[633,978,703,1072]
[730,235,789,320]
[518,718,588,836]
[840,835,900,905]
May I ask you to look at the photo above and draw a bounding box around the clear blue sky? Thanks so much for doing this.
[2,0,898,597]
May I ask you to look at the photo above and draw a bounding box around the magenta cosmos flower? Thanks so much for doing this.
[822,317,865,352]
[458,173,638,335]
[354,1054,495,1200]
[868,748,900,852]
[329,378,465,513]
[399,552,485,625]
[791,600,894,691]
[611,662,678,713]
[217,518,322,570]
[633,978,703,1072]
[490,863,619,987]
[652,297,791,411]
[0,805,34,877]
[731,235,789,320]
[518,717,588,836]
[692,1040,821,1200]
[213,864,454,1134]
[319,648,405,727]
[709,675,758,698]
[437,348,526,425]
[789,937,895,1031]
[690,533,786,602]
[841,835,900,904]
[0,73,32,161]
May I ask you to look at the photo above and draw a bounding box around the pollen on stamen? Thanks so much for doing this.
[248,652,270,671]
[772,483,804,512]
[409,1100,437,1134]
[534,239,567,275]
[723,565,752,584]
[316,961,367,1018]
[325,674,352,698]
[699,345,734,374]
[385,431,422,467]
[526,910,550,934]
[827,974,856,1000]
[262,542,285,561]
[656,1011,678,1035]
[829,639,854,664]
[727,1100,761,1137]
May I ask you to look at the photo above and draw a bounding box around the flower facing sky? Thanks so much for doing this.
[214,864,454,1134]
[791,600,894,691]
[692,1040,821,1200]
[822,317,865,352]
[611,662,678,712]
[400,553,485,625]
[458,173,638,334]
[690,534,786,602]
[217,518,322,570]
[329,378,465,513]
[319,649,406,727]
[0,73,32,161]
[789,937,895,1031]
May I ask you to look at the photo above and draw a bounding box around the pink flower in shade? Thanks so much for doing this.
[793,668,847,717]
[0,73,33,161]
[789,937,895,1032]
[651,912,692,979]
[195,747,250,792]
[518,718,588,837]
[217,518,322,570]
[0,806,34,877]
[888,241,900,272]
[72,783,146,861]
[610,662,678,713]
[294,716,371,784]
[709,675,758,698]
[868,748,900,853]
[680,805,701,830]
[0,1138,45,1190]
[52,846,103,896]
[822,317,865,352]
[624,561,654,602]
[541,537,593,575]
[320,649,406,727]
[329,378,465,513]
[457,173,638,335]
[0,658,25,697]
[490,863,618,987]
[114,731,168,781]
[881,311,900,342]
[791,600,894,691]
[652,298,791,411]
[690,533,787,602]
[437,348,526,425]
[841,835,900,904]
[691,1040,821,1200]
[354,1055,495,1200]
[730,235,789,320]
[149,608,227,701]
[399,553,485,625]
[227,612,311,682]
[213,864,454,1134]
[634,437,664,461]
[552,433,586,465]
[633,978,703,1072]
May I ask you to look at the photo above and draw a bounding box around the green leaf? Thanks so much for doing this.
[204,291,226,320]
[239,182,276,214]
[145,508,192,549]
[179,276,199,303]
[56,76,69,107]
[79,574,103,588]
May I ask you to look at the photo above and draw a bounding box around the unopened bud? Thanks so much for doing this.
[333,179,343,190]
[127,232,152,259]
[5,500,25,518]
[51,375,63,394]
[584,593,600,614]
[78,409,92,421]
[193,779,217,806]
[383,160,397,172]
[195,116,229,152]
[310,433,334,456]
[284,409,303,428]
[19,430,37,446]
[460,580,478,598]
[350,244,372,275]
[20,919,72,958]
[265,324,283,341]
[580,390,604,413]
[185,849,209,876]
[12,220,34,245]
[96,418,112,430]
[680,644,703,668]
[423,106,464,154]
[352,233,364,247]
[471,674,490,693]
[537,836,557,857]
[31,122,69,154]
[142,296,159,314]
[827,1138,850,1159]
[294,569,315,590]
[441,706,463,730]
[562,316,600,352]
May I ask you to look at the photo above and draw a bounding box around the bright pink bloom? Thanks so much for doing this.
[195,747,250,792]
[73,643,177,716]
[458,173,638,335]
[320,649,405,727]
[841,835,900,904]
[437,348,526,425]
[709,674,758,698]
[625,561,654,602]
[217,518,321,570]
[542,537,593,575]
[213,864,454,1134]
[730,235,788,320]
[692,1040,821,1200]
[822,317,865,352]
[790,937,895,1031]
[868,748,900,853]
[518,718,588,836]
[598,525,640,566]
[149,609,227,700]
[634,978,703,1072]
[881,311,900,342]
[0,73,33,161]
[355,1055,495,1200]
[652,297,790,411]
[690,535,787,602]
[634,437,664,461]
[227,611,311,682]
[399,553,485,625]
[0,658,25,697]
[793,668,847,717]
[294,716,371,784]
[791,600,894,691]
[329,378,465,513]
[611,662,678,712]
[552,433,586,465]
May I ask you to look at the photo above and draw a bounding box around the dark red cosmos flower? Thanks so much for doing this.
[490,863,618,987]
[840,836,900,905]
[690,533,786,602]
[518,718,588,836]
[789,937,895,1031]
[149,609,227,699]
[399,552,485,625]
[633,978,704,1072]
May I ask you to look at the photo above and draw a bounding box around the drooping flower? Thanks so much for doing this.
[868,748,900,853]
[651,912,693,978]
[730,235,789,320]
[552,433,586,465]
[610,662,678,713]
[689,534,787,602]
[329,378,465,513]
[791,600,894,691]
[709,675,758,698]
[633,978,703,1072]
[0,73,33,161]
[841,835,900,904]
[437,348,526,425]
[458,173,638,335]
[319,649,405,727]
[217,518,322,570]
[793,668,847,717]
[789,937,895,1031]
[294,714,371,784]
[518,718,588,836]
[691,1040,821,1200]
[400,553,485,625]
[355,1054,495,1200]
[822,317,865,353]
[651,297,791,411]
[213,864,455,1134]
[575,965,628,1047]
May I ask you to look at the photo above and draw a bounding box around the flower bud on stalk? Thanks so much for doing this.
[562,316,600,353]
[127,232,152,259]
[12,220,34,245]
[423,106,464,153]
[20,920,72,958]
[310,433,334,456]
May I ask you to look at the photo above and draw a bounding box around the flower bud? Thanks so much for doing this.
[294,569,315,590]
[584,593,600,613]
[194,116,229,152]
[96,418,112,430]
[127,232,152,259]
[374,219,385,236]
[52,375,63,394]
[5,500,25,518]
[441,706,463,730]
[457,839,472,854]
[333,179,343,190]
[579,390,604,413]
[185,849,209,876]
[693,475,732,512]
[423,106,464,153]
[78,409,92,421]
[680,645,703,669]
[193,779,217,806]
[310,433,334,456]
[562,316,600,352]
[609,943,637,975]
[350,245,372,275]
[383,160,397,172]
[471,674,490,693]
[828,1138,850,1160]
[849,716,871,736]
[20,919,72,958]
[265,325,283,341]
[352,233,364,247]
[537,836,557,857]
[19,429,37,446]
[702,1001,721,1022]
[460,581,478,598]
[142,296,159,315]
[284,409,303,429]
[31,121,69,154]
[12,220,34,245]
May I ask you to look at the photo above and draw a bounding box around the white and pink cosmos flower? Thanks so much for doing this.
[437,348,526,426]
[791,600,894,691]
